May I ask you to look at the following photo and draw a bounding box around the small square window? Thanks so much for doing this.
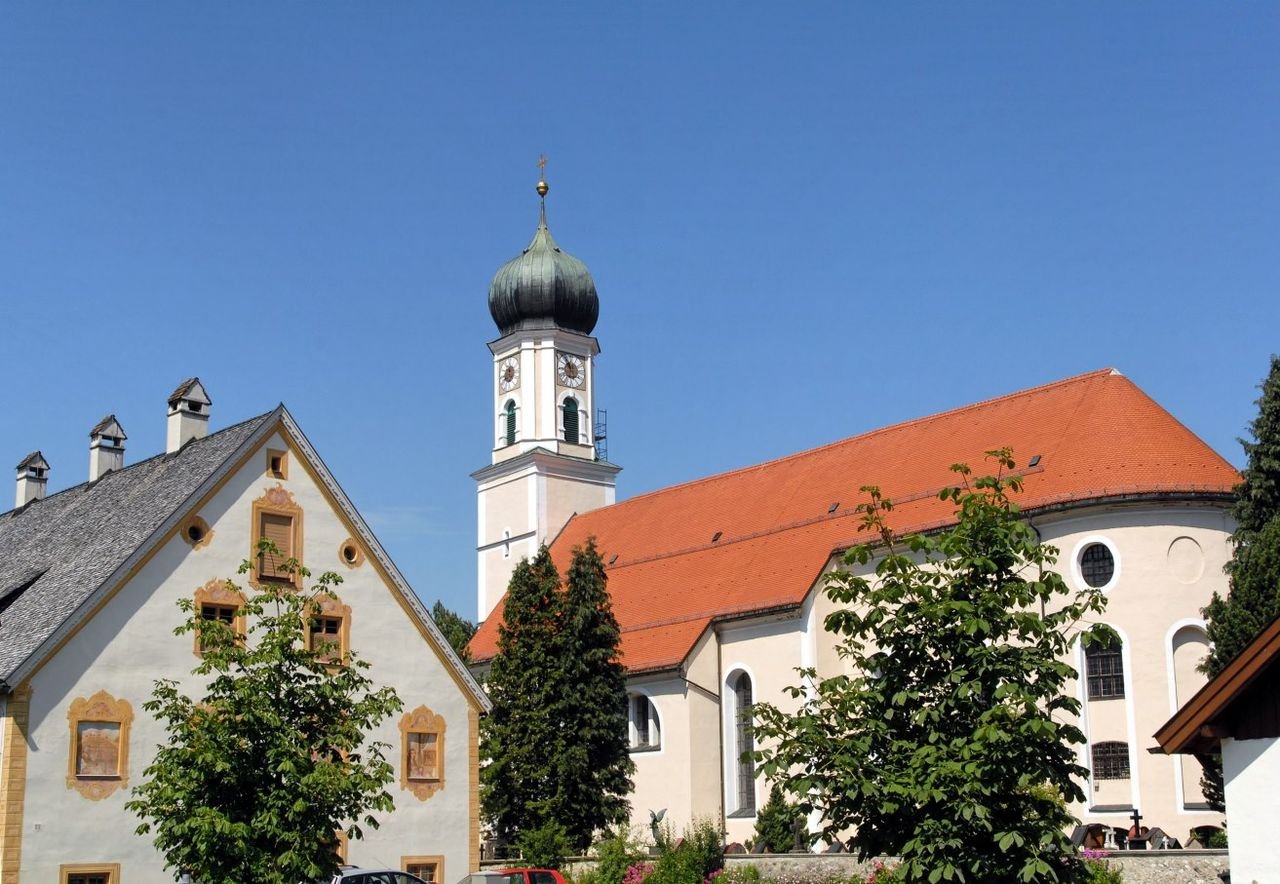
[404,857,443,883]
[310,615,343,664]
[61,864,120,884]
[267,448,289,480]
[200,603,237,654]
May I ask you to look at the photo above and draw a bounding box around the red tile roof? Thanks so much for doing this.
[470,369,1239,672]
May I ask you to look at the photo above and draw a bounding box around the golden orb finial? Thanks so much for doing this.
[536,154,549,198]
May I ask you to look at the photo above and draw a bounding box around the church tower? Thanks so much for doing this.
[473,171,621,621]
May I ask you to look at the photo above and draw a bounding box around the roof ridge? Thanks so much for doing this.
[0,411,274,517]
[595,368,1120,512]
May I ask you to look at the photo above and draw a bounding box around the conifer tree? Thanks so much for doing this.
[556,538,634,851]
[431,599,477,662]
[1198,356,1280,810]
[480,547,567,846]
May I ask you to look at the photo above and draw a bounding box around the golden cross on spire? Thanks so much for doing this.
[536,154,549,198]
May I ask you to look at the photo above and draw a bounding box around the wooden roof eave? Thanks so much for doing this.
[1155,613,1280,755]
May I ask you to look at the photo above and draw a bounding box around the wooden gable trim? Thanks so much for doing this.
[0,685,31,884]
[1155,613,1280,755]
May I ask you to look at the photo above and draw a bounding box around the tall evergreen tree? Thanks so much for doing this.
[480,547,567,846]
[1199,356,1280,811]
[431,599,477,662]
[556,538,635,851]
[1203,355,1280,675]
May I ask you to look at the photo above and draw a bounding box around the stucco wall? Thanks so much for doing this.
[1223,735,1279,884]
[17,430,475,883]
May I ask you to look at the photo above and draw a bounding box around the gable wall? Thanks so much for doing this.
[15,431,475,883]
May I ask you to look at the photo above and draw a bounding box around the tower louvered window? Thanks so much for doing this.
[504,400,517,447]
[563,398,579,444]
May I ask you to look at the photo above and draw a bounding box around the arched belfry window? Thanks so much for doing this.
[730,671,756,814]
[503,400,517,447]
[562,397,579,444]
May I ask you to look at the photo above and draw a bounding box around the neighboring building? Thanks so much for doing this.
[469,191,1240,845]
[1157,612,1280,883]
[0,379,488,884]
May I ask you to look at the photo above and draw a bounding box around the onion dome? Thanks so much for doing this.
[488,181,599,336]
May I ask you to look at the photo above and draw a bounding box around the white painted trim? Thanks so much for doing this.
[627,689,665,756]
[1070,535,1122,593]
[1078,624,1141,813]
[1164,618,1210,813]
[722,665,759,819]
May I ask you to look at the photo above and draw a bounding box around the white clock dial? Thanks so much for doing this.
[557,353,585,388]
[498,356,520,392]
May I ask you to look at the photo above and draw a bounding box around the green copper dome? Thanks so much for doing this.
[488,206,599,336]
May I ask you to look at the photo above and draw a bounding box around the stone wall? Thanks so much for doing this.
[721,851,1229,884]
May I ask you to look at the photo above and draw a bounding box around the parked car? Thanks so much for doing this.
[455,873,523,884]
[323,868,432,884]
[498,869,568,884]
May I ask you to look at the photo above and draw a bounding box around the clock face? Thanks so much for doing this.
[498,357,520,392]
[557,352,585,388]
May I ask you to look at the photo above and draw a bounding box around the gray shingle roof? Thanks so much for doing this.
[0,413,270,684]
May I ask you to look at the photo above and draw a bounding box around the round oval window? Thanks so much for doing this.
[1080,543,1115,588]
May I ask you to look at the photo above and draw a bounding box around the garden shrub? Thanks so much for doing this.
[593,827,647,884]
[517,819,572,870]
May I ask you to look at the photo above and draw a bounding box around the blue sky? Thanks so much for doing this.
[2,4,1277,622]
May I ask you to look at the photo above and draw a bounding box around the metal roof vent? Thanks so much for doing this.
[711,531,722,543]
[1028,454,1042,467]
[828,502,840,514]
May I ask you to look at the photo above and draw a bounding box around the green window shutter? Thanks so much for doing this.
[563,399,579,443]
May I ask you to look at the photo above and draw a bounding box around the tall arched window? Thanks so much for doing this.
[731,671,756,814]
[562,398,579,444]
[1085,635,1125,700]
[504,400,517,447]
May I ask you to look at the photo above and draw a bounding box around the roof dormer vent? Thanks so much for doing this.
[15,451,50,508]
[89,415,127,481]
[167,377,212,453]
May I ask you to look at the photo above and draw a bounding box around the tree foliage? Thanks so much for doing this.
[481,541,633,853]
[1203,355,1280,676]
[557,538,635,850]
[1198,356,1280,811]
[127,545,403,884]
[754,450,1109,884]
[753,782,808,853]
[432,599,477,662]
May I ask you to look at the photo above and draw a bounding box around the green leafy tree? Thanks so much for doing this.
[127,544,403,884]
[755,450,1109,884]
[481,541,634,855]
[481,546,566,848]
[432,599,477,662]
[753,782,807,853]
[556,537,635,851]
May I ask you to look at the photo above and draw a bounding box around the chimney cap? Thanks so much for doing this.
[16,451,49,472]
[168,377,212,408]
[89,414,128,441]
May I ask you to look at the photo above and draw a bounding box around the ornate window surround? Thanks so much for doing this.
[193,578,246,658]
[250,484,304,587]
[60,863,121,884]
[403,855,445,882]
[308,593,353,665]
[399,705,446,801]
[66,690,133,800]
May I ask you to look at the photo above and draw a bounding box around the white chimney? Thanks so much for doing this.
[167,378,212,453]
[89,415,127,481]
[15,451,50,508]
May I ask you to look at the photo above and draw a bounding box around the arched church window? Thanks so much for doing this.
[504,400,517,447]
[563,398,579,444]
[1085,635,1125,700]
[730,671,756,814]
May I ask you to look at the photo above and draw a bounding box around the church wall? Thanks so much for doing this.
[795,501,1230,841]
[17,430,475,883]
[717,617,807,845]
